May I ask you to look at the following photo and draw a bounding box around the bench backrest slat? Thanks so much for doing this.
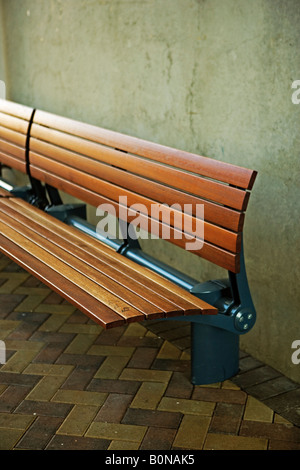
[0,100,34,174]
[30,129,244,233]
[29,165,240,273]
[33,110,256,190]
[30,126,249,211]
[26,109,257,273]
[30,149,240,253]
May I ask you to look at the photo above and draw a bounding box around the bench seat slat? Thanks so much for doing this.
[0,200,203,316]
[0,198,217,325]
[33,110,257,190]
[9,199,215,314]
[0,218,150,322]
[0,205,184,318]
[0,231,126,329]
[5,198,217,314]
[0,187,11,197]
[30,132,249,211]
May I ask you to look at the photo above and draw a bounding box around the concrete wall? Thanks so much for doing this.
[0,1,6,94]
[0,0,299,383]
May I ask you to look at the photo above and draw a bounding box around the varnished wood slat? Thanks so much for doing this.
[0,138,26,160]
[0,208,184,319]
[29,152,241,253]
[30,131,249,211]
[0,152,27,173]
[0,187,11,197]
[29,166,239,271]
[0,202,189,315]
[0,99,33,121]
[0,100,33,175]
[0,219,146,323]
[5,198,217,314]
[0,232,125,329]
[30,132,244,233]
[0,112,30,135]
[0,126,27,147]
[0,203,206,316]
[1,198,216,314]
[33,110,257,189]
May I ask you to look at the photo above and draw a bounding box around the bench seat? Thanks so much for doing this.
[0,196,217,328]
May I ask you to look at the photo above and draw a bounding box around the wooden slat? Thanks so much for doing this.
[0,198,217,327]
[30,129,249,211]
[28,106,256,272]
[29,165,240,272]
[0,232,125,329]
[4,197,217,314]
[0,112,30,135]
[33,110,257,189]
[0,126,27,147]
[0,151,27,173]
[30,131,244,233]
[0,187,11,197]
[0,100,34,175]
[0,99,33,121]
[0,208,184,319]
[0,219,147,323]
[0,204,199,318]
[30,150,241,253]
[0,139,26,160]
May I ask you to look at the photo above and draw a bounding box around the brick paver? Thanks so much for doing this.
[0,254,299,450]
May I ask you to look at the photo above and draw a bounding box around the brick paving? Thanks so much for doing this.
[0,253,300,450]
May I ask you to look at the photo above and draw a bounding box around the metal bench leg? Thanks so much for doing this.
[191,322,239,385]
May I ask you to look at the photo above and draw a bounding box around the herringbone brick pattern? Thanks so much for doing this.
[0,253,300,450]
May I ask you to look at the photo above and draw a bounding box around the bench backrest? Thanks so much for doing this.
[28,109,257,274]
[0,99,34,175]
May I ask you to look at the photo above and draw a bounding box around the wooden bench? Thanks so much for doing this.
[0,99,257,385]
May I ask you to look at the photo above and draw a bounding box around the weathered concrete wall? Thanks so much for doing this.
[1,0,300,382]
[0,1,6,94]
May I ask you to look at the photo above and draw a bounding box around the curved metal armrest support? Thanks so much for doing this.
[189,236,256,335]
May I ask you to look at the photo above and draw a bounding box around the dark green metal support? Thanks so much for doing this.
[191,323,239,385]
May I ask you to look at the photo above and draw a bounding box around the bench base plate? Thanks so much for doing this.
[191,322,239,385]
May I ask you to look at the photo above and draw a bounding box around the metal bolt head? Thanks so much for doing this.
[234,310,254,332]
